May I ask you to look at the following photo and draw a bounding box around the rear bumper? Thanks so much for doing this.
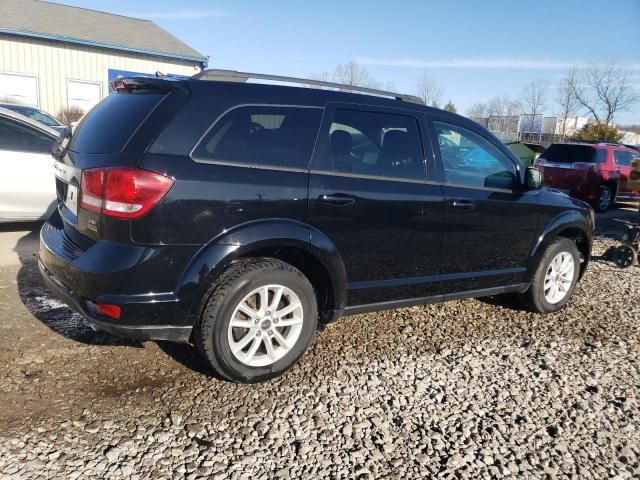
[38,259,191,342]
[38,210,195,342]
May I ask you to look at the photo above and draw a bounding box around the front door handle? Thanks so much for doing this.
[450,199,476,211]
[318,194,356,206]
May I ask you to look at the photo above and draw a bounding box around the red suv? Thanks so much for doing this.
[536,143,640,212]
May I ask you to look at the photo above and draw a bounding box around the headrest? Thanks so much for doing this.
[330,130,352,155]
[382,130,411,157]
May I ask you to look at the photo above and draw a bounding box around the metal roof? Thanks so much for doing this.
[0,0,207,64]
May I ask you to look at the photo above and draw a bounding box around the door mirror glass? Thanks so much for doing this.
[484,170,515,189]
[526,166,543,190]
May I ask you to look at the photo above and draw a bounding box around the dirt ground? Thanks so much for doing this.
[0,204,638,479]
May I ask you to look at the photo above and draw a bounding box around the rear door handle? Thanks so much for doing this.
[449,199,476,211]
[318,194,356,206]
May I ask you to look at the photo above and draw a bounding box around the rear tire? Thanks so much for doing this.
[195,258,317,383]
[520,238,580,313]
[594,185,614,212]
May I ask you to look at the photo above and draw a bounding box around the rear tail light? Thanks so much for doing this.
[80,168,174,219]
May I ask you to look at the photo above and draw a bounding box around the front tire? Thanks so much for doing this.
[195,258,318,383]
[520,238,580,313]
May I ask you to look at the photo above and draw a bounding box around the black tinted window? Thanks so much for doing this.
[325,109,425,180]
[614,150,632,167]
[193,106,323,169]
[68,92,166,153]
[542,144,606,164]
[0,116,54,154]
[434,121,516,190]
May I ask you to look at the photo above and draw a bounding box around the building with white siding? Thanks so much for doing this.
[0,0,207,118]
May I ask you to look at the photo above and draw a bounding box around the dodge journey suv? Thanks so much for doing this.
[40,70,594,383]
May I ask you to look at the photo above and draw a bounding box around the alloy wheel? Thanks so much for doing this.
[227,284,304,367]
[543,252,575,304]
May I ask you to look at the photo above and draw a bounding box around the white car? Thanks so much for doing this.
[0,107,59,222]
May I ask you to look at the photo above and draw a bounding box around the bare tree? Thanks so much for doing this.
[309,71,331,83]
[572,61,639,124]
[415,70,442,107]
[467,101,487,119]
[333,62,376,87]
[308,71,332,89]
[486,95,522,132]
[521,80,547,139]
[556,68,580,141]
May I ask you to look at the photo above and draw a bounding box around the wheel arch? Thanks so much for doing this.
[529,210,593,279]
[176,218,348,325]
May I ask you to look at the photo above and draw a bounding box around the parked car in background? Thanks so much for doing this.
[0,107,58,222]
[630,156,640,193]
[39,71,593,383]
[0,102,65,133]
[535,142,640,212]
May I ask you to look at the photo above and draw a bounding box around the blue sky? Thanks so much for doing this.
[54,0,640,124]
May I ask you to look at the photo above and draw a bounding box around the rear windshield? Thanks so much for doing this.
[541,144,606,163]
[68,92,166,153]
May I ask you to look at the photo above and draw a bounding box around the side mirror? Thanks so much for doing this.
[526,167,543,190]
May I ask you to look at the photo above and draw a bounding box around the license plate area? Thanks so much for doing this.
[53,161,81,220]
[64,184,79,216]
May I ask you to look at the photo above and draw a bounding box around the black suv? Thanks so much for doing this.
[40,70,594,383]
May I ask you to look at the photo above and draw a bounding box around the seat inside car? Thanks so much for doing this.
[380,130,421,179]
[330,130,354,172]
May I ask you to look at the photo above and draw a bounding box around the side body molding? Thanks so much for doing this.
[176,218,348,322]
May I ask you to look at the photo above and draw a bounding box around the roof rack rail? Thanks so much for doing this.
[192,69,425,105]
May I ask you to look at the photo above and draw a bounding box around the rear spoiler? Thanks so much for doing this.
[109,76,190,94]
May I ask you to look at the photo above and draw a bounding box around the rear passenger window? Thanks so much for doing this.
[324,109,425,180]
[193,106,322,170]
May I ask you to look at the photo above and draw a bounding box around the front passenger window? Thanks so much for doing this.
[434,121,516,190]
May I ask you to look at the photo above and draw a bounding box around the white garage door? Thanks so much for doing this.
[67,80,102,112]
[0,72,39,106]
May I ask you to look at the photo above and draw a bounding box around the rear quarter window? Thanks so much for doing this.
[68,92,166,154]
[192,105,323,170]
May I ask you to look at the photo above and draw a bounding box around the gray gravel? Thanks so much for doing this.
[0,239,639,479]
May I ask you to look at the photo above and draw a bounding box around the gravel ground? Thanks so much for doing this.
[0,238,639,479]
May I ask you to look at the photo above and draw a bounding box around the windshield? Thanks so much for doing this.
[27,110,62,127]
[541,144,606,163]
